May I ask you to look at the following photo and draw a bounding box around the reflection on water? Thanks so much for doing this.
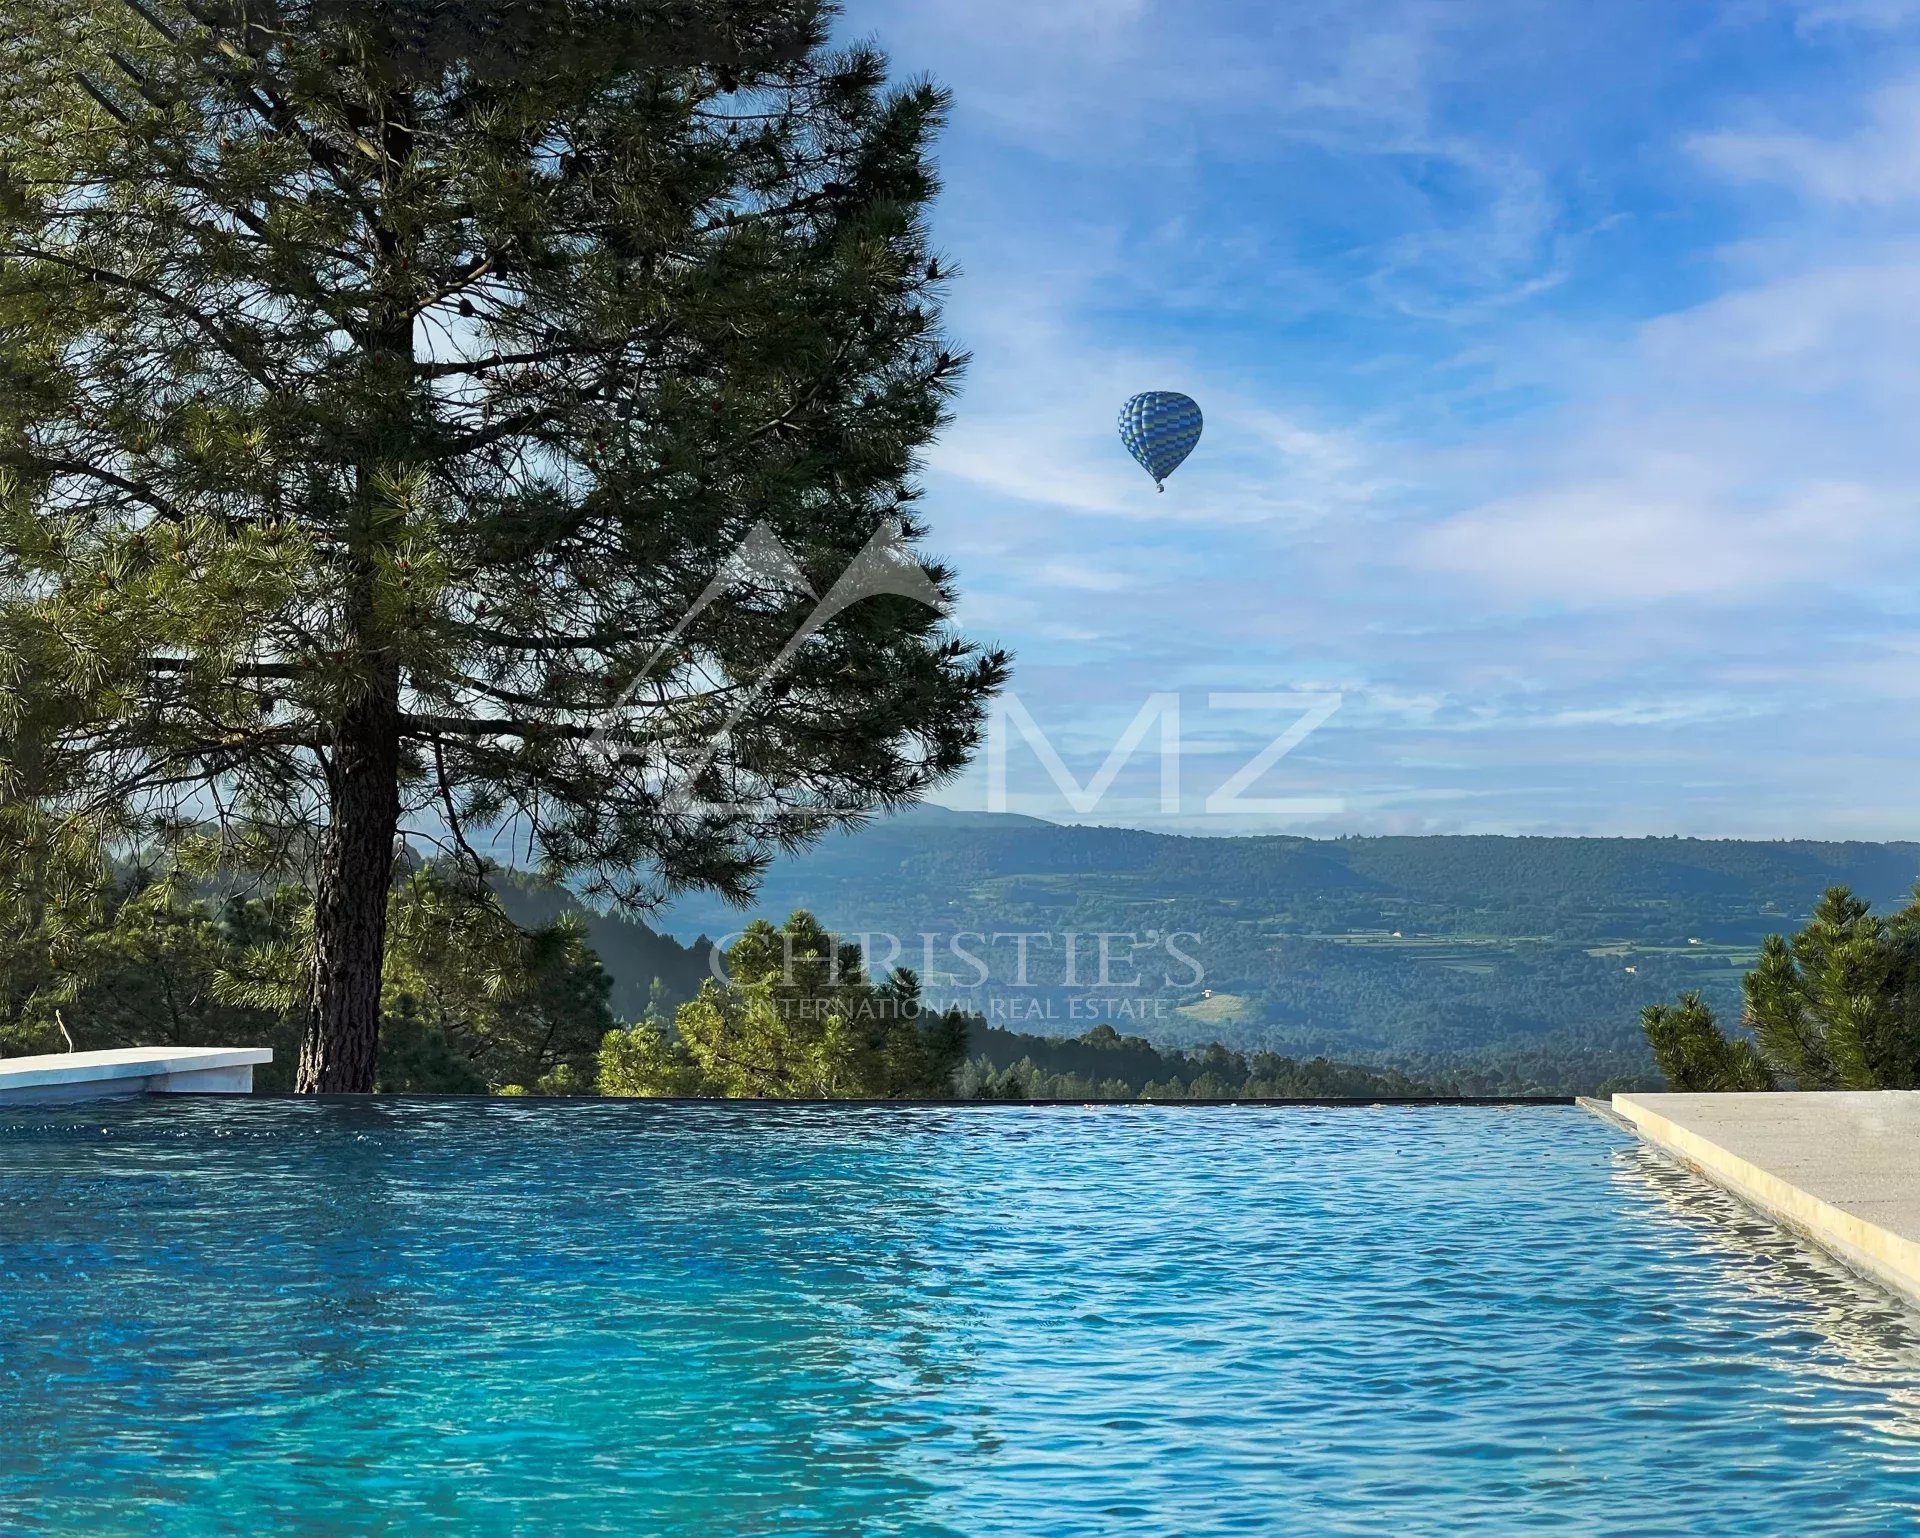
[1,1100,1918,1536]
[1612,1144,1920,1448]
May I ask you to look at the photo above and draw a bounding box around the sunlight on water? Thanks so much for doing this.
[3,1101,1918,1535]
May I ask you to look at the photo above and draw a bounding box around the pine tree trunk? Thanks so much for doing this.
[295,663,402,1093]
[296,88,415,1094]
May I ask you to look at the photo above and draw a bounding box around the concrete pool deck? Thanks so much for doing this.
[1602,1091,1920,1311]
[0,1047,270,1105]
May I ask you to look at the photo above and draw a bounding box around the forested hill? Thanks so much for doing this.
[652,813,1920,1095]
[665,811,1920,937]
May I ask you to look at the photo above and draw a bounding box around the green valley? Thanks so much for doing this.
[649,810,1920,1094]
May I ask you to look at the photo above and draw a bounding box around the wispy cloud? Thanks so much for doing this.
[1414,463,1908,606]
[1033,560,1139,592]
[1787,0,1920,34]
[838,0,1920,837]
[1692,74,1920,205]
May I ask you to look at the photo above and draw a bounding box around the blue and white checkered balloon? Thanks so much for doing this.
[1118,391,1203,491]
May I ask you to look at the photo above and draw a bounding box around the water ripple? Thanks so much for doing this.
[1,1101,1917,1535]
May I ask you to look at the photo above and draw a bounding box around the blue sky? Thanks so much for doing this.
[836,0,1920,838]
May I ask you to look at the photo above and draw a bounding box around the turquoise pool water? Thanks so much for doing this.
[3,1101,1918,1535]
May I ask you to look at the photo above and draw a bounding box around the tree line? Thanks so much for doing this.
[4,882,983,1096]
[5,882,1443,1101]
[3,865,620,1092]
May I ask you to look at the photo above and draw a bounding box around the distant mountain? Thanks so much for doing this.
[652,813,1920,1095]
[878,804,1057,831]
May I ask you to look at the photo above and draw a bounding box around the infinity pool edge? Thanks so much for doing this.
[1605,1090,1920,1314]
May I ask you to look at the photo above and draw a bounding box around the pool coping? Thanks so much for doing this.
[1593,1091,1920,1313]
[0,1047,271,1105]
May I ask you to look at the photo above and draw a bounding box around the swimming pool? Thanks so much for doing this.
[3,1101,1917,1535]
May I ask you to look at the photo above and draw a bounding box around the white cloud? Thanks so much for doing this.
[859,0,1566,316]
[1691,74,1920,206]
[1033,560,1138,591]
[1788,0,1920,32]
[1474,697,1774,731]
[1410,233,1920,608]
[1635,257,1920,419]
[1416,471,1896,606]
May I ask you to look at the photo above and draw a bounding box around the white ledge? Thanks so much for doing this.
[0,1046,271,1105]
[1610,1091,1920,1312]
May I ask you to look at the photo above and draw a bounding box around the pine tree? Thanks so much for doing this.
[378,866,616,1093]
[1640,886,1920,1091]
[0,1,1005,1090]
[1742,886,1920,1090]
[1639,991,1773,1093]
[598,909,968,1098]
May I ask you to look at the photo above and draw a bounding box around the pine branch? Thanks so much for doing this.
[4,456,184,522]
[14,246,283,392]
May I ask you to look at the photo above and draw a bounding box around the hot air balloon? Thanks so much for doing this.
[1118,391,1203,491]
